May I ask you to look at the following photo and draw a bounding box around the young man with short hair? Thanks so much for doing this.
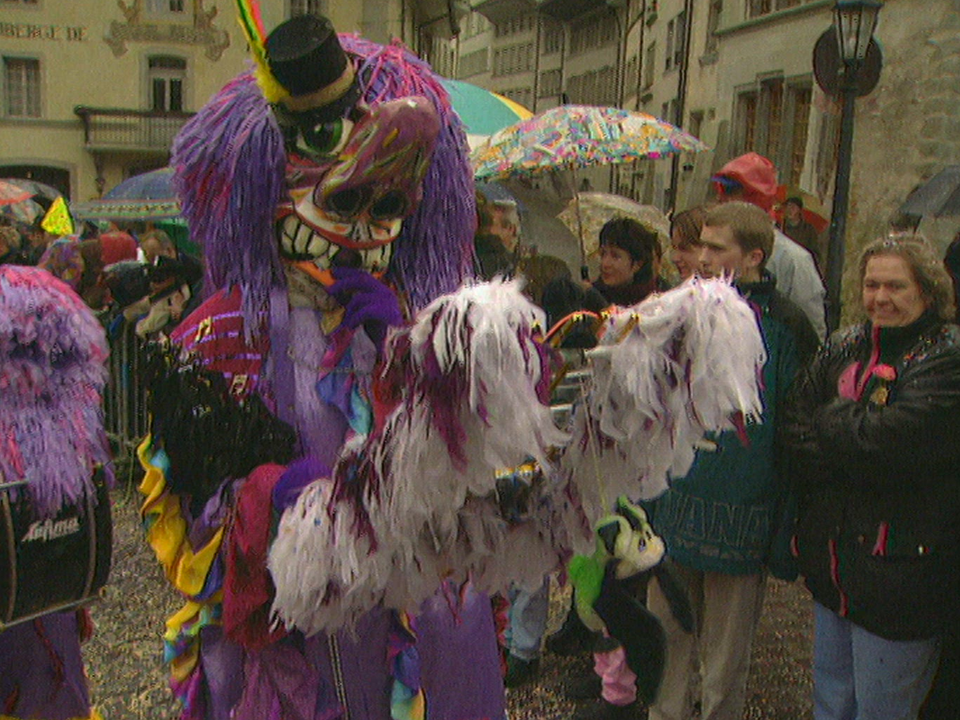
[712,152,827,339]
[646,201,819,720]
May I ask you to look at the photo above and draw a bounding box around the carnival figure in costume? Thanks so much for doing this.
[137,7,519,720]
[138,5,774,719]
[0,265,112,720]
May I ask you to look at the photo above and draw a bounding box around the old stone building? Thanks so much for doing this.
[446,0,960,311]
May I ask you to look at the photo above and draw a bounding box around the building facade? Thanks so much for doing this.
[0,0,461,202]
[454,0,960,302]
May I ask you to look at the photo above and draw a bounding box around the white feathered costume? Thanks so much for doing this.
[269,276,766,635]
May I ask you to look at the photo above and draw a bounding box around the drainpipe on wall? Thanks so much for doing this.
[609,0,628,192]
[634,0,647,112]
[668,0,695,213]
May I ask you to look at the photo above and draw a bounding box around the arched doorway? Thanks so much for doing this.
[0,165,71,200]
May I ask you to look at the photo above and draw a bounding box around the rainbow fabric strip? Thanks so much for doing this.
[388,612,426,720]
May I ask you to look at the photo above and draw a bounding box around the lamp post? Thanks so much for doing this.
[824,0,882,332]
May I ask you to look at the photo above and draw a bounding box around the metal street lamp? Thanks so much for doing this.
[835,0,882,62]
[824,0,883,332]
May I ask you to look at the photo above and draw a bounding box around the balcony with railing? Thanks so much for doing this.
[74,107,195,154]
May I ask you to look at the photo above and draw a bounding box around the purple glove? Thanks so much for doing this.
[327,267,403,350]
[272,455,331,512]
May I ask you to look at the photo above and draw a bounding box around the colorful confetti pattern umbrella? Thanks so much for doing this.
[471,105,708,182]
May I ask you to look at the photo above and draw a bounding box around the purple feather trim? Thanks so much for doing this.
[340,36,477,310]
[0,266,111,518]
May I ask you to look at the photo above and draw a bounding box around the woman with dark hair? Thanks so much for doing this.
[591,216,664,306]
[540,216,666,349]
[783,235,960,720]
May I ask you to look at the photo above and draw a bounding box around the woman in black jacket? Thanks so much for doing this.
[782,235,960,720]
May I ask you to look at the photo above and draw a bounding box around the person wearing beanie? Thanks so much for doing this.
[779,196,822,270]
[712,152,827,338]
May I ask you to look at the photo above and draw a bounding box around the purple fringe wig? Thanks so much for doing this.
[171,38,475,330]
[0,266,111,518]
[341,36,477,310]
[171,73,288,333]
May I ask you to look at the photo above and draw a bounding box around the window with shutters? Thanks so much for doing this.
[3,56,40,118]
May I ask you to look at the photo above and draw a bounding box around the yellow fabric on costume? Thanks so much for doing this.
[137,436,227,691]
[138,437,224,597]
[1,709,103,720]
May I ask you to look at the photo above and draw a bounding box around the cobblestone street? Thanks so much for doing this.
[85,487,814,720]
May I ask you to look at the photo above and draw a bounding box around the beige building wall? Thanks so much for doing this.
[0,0,415,204]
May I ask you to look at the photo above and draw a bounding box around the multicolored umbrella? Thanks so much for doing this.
[0,179,32,206]
[471,105,708,182]
[1,178,62,205]
[0,179,47,225]
[440,78,533,149]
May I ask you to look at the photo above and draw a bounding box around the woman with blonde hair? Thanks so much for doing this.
[783,234,960,720]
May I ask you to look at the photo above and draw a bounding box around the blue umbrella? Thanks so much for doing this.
[73,167,181,221]
[104,167,176,201]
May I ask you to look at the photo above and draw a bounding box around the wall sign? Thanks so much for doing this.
[0,24,88,41]
[104,0,230,61]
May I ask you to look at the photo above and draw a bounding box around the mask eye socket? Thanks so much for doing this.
[370,191,408,221]
[326,186,373,218]
[295,118,354,158]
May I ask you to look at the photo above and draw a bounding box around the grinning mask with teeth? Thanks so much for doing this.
[275,96,441,279]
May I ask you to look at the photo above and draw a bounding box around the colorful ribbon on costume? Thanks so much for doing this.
[388,612,425,720]
[138,437,226,717]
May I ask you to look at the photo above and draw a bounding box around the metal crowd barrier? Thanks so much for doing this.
[103,321,150,459]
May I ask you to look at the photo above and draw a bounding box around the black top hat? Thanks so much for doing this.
[266,15,353,99]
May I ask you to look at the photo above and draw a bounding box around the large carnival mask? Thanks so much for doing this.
[275,96,441,277]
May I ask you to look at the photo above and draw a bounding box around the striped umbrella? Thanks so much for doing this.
[440,78,533,150]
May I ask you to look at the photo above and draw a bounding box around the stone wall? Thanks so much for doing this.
[841,0,960,319]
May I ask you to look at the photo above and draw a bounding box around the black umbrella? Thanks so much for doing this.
[898,165,960,218]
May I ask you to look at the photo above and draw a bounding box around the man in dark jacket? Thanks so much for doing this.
[646,202,819,720]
